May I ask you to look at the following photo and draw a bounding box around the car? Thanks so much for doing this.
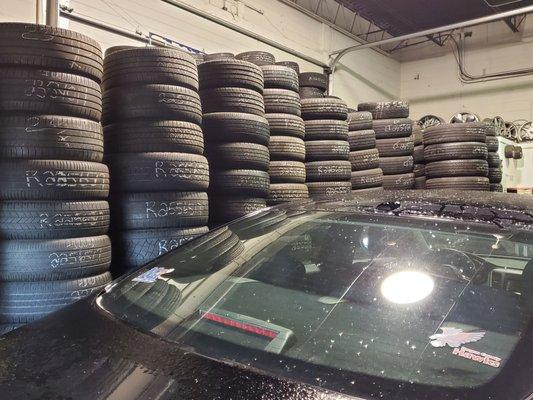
[0,190,532,400]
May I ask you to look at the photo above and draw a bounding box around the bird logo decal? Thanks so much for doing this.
[429,327,486,348]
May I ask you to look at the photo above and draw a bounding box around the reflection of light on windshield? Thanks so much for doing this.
[381,271,434,304]
[362,236,369,248]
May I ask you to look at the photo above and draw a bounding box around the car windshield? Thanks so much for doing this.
[99,205,533,399]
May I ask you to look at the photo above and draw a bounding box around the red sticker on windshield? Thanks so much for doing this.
[452,346,501,368]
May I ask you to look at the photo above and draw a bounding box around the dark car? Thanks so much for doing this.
[1,190,532,400]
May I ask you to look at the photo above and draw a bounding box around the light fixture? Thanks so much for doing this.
[381,270,435,304]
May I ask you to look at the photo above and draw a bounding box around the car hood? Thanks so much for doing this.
[0,298,358,400]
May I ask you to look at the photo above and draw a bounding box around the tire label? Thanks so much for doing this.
[154,160,205,180]
[145,201,203,219]
[25,170,107,188]
[39,212,106,228]
[157,235,196,255]
[49,248,107,269]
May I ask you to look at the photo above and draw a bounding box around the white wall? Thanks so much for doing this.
[0,0,401,108]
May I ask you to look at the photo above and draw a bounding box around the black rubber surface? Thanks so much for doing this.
[203,112,270,145]
[351,168,383,189]
[358,101,409,119]
[372,118,413,139]
[301,97,348,121]
[263,89,301,116]
[261,65,299,92]
[207,142,270,171]
[267,183,309,205]
[266,114,305,138]
[304,120,348,141]
[306,181,351,198]
[347,129,376,151]
[269,161,306,183]
[349,148,380,171]
[268,136,305,161]
[382,173,415,190]
[210,169,270,197]
[380,156,414,175]
[424,142,488,162]
[425,159,489,178]
[305,140,349,161]
[200,87,265,116]
[305,160,351,182]
[198,59,263,93]
[426,177,490,191]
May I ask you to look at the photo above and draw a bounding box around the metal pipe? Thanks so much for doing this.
[161,0,328,69]
[45,0,59,27]
[36,0,43,24]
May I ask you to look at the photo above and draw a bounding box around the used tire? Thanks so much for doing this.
[0,115,103,162]
[349,148,380,171]
[348,111,373,131]
[414,163,425,178]
[207,142,269,171]
[299,72,328,90]
[200,87,265,116]
[113,192,208,230]
[423,123,490,145]
[276,61,300,74]
[413,144,424,163]
[236,51,275,66]
[204,52,234,61]
[103,84,202,125]
[347,129,376,151]
[489,168,502,183]
[306,160,351,182]
[267,183,309,205]
[269,161,306,183]
[376,137,414,157]
[0,160,109,200]
[305,140,349,161]
[263,89,301,116]
[211,169,270,197]
[301,97,348,121]
[299,86,324,99]
[425,159,489,178]
[490,183,503,192]
[266,114,305,138]
[0,235,111,281]
[358,101,409,119]
[203,112,270,145]
[415,176,426,189]
[487,152,502,168]
[424,142,488,162]
[198,59,263,93]
[426,177,490,191]
[107,152,209,193]
[307,181,351,198]
[351,168,383,189]
[380,156,414,175]
[486,136,499,152]
[372,118,412,139]
[0,201,109,239]
[304,120,348,141]
[268,136,305,161]
[210,197,267,222]
[261,65,299,92]
[105,120,204,155]
[382,173,415,190]
[0,68,102,122]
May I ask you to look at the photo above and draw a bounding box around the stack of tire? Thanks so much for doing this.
[486,128,503,192]
[413,124,426,189]
[302,97,352,198]
[299,72,328,99]
[198,57,270,225]
[0,23,112,334]
[359,101,415,190]
[347,111,384,192]
[262,64,310,205]
[423,123,490,191]
[103,47,209,274]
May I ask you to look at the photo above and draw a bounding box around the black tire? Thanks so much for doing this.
[267,183,309,204]
[486,136,499,152]
[263,89,301,116]
[207,142,270,171]
[0,23,103,82]
[304,120,348,141]
[211,169,270,197]
[425,159,489,178]
[305,160,351,182]
[348,111,373,130]
[0,272,112,323]
[347,129,376,151]
[113,192,208,230]
[275,61,300,74]
[235,51,275,66]
[200,87,265,116]
[380,156,414,175]
[197,59,263,93]
[0,160,109,200]
[0,201,109,239]
[107,152,209,193]
[118,227,208,270]
[352,186,384,194]
[261,65,299,91]
[103,84,202,125]
[490,183,503,192]
[104,45,136,57]
[299,72,328,90]
[104,120,204,155]
[203,112,270,145]
[301,98,348,121]
[0,68,102,122]
[412,125,423,146]
[414,163,425,178]
[307,181,351,198]
[299,87,325,99]
[349,148,380,171]
[103,47,198,91]
[426,177,490,191]
[204,52,234,61]
[351,168,383,189]
[305,140,349,161]
[423,123,490,145]
[489,168,503,183]
[424,142,488,163]
[487,152,502,168]
[0,235,111,282]
[415,176,426,189]
[376,137,414,157]
[266,114,305,138]
[269,161,306,183]
[0,115,103,162]
[413,144,424,163]
[358,101,409,119]
[268,136,305,161]
[382,173,415,190]
[209,197,267,222]
[372,118,413,139]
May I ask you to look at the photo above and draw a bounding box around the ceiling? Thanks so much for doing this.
[336,0,533,36]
